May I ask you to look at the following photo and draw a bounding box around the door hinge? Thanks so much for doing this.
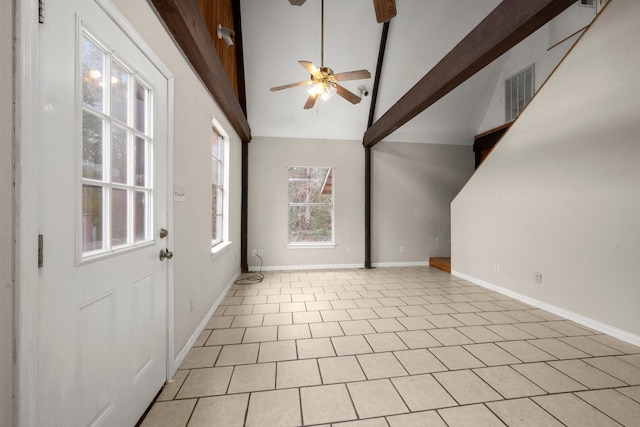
[38,234,44,268]
[38,0,45,24]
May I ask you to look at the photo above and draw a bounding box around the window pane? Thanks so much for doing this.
[82,36,105,112]
[134,81,148,134]
[134,191,147,242]
[288,167,332,204]
[288,205,332,243]
[82,111,104,180]
[82,185,104,252]
[111,126,128,184]
[111,61,129,124]
[134,136,147,187]
[112,188,128,246]
[212,186,222,241]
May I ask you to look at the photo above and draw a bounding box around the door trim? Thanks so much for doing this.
[15,1,175,424]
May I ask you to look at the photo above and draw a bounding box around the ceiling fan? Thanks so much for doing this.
[289,0,397,23]
[271,0,372,110]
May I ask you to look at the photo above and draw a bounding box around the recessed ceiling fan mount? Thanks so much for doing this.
[271,0,372,110]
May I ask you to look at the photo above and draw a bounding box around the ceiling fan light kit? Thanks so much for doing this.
[272,0,371,109]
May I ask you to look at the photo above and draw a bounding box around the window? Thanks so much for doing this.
[505,64,535,122]
[288,167,334,246]
[80,32,153,258]
[211,122,227,248]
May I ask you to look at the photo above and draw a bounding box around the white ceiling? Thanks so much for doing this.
[241,0,503,144]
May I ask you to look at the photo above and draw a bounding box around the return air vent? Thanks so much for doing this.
[505,64,535,122]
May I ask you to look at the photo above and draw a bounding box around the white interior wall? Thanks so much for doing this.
[113,0,242,359]
[452,0,640,340]
[372,142,474,265]
[1,0,14,424]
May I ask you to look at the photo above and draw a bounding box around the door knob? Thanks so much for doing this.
[159,249,173,261]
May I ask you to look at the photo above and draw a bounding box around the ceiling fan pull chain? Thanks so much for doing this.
[320,0,324,67]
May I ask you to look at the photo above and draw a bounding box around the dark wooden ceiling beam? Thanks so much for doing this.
[363,0,575,148]
[149,0,252,142]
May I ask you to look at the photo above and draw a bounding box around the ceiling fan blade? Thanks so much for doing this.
[270,80,312,91]
[334,69,371,81]
[304,93,319,109]
[289,0,306,5]
[299,60,321,78]
[335,84,361,105]
[373,0,397,23]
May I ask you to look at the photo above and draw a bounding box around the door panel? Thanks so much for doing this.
[37,0,170,425]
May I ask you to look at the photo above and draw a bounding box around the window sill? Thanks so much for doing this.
[286,243,336,250]
[211,241,232,260]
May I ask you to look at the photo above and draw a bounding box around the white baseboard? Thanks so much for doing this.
[452,270,640,348]
[372,261,430,268]
[171,269,241,374]
[249,263,364,272]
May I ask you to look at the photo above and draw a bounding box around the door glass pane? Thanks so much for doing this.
[111,61,129,124]
[112,189,128,246]
[82,36,105,112]
[82,111,104,180]
[82,185,104,252]
[134,81,148,134]
[134,191,147,242]
[111,127,128,184]
[134,136,147,187]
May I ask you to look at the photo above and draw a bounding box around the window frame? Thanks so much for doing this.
[286,166,336,249]
[210,117,230,256]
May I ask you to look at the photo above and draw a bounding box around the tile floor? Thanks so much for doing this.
[139,267,640,427]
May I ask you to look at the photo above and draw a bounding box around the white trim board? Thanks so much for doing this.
[452,270,640,348]
[372,261,430,268]
[249,263,364,272]
[171,269,240,376]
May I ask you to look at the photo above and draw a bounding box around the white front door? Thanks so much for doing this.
[37,0,171,425]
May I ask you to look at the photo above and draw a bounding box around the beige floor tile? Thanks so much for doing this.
[589,335,640,354]
[397,316,435,330]
[318,355,366,383]
[263,312,293,326]
[331,299,359,310]
[258,340,297,363]
[438,404,506,427]
[206,316,234,329]
[206,328,245,346]
[541,320,593,336]
[306,300,333,311]
[333,419,388,427]
[559,336,622,356]
[474,366,545,399]
[513,322,564,338]
[216,343,259,366]
[394,349,447,374]
[396,330,441,349]
[300,384,357,425]
[451,313,493,327]
[533,393,621,427]
[511,362,587,393]
[176,367,233,398]
[584,356,640,385]
[429,328,474,346]
[230,314,263,328]
[156,370,189,401]
[463,343,520,366]
[242,325,277,343]
[347,308,380,320]
[373,306,406,318]
[357,352,408,379]
[243,296,269,305]
[188,394,249,427]
[193,329,211,347]
[227,362,275,393]
[315,292,339,301]
[486,324,536,341]
[340,320,376,335]
[369,318,407,333]
[320,309,351,322]
[139,399,196,427]
[332,335,374,356]
[576,389,640,426]
[277,359,321,388]
[469,301,504,311]
[310,321,344,338]
[179,346,221,369]
[549,359,626,389]
[297,337,336,359]
[278,323,311,340]
[365,332,408,352]
[430,346,485,370]
[251,303,280,314]
[424,315,465,328]
[457,326,504,343]
[291,293,316,302]
[477,312,517,325]
[528,338,590,359]
[398,306,431,317]
[292,310,322,324]
[487,398,563,427]
[377,297,405,307]
[425,304,458,315]
[386,410,447,427]
[267,294,291,304]
[401,296,429,305]
[434,370,502,405]
[245,388,301,427]
[279,302,307,313]
[618,385,640,403]
[391,374,457,411]
[348,378,409,418]
[496,341,555,362]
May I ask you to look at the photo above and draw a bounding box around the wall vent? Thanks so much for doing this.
[505,64,535,122]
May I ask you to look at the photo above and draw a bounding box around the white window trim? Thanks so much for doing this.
[287,242,336,249]
[211,116,230,252]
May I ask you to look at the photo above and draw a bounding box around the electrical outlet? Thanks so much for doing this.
[347,247,352,254]
[252,249,257,256]
[400,246,405,253]
[257,249,263,256]
[494,262,500,272]
[535,272,542,284]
